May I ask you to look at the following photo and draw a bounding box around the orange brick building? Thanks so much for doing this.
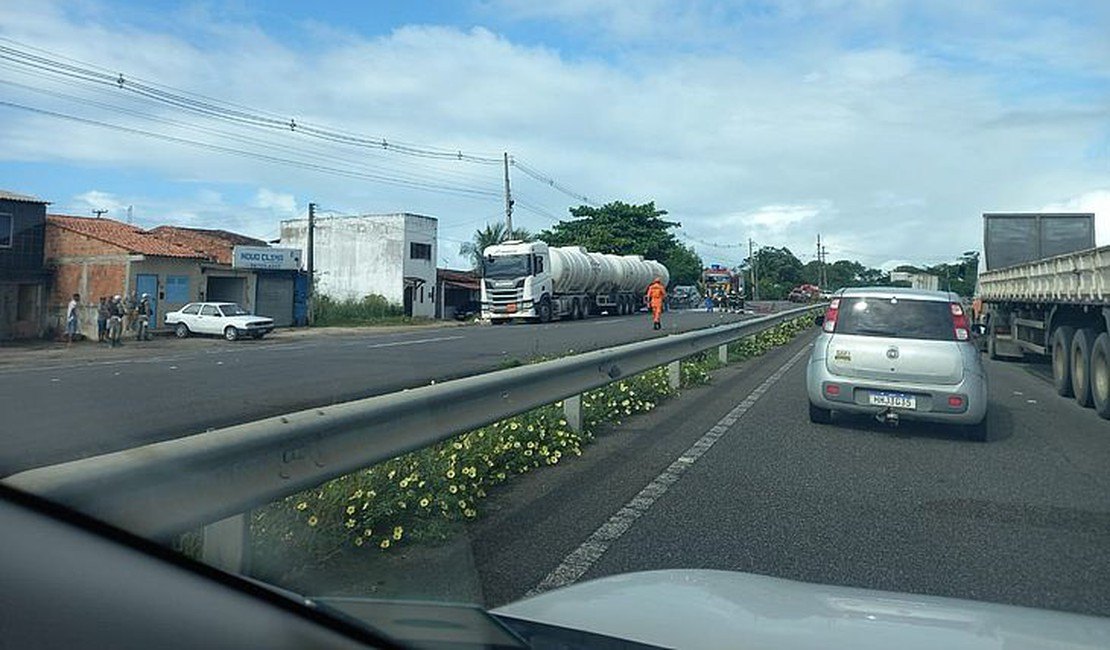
[45,215,258,332]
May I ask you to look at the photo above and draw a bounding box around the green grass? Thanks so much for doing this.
[312,294,432,327]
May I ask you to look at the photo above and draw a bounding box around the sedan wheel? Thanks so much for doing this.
[174,323,189,339]
[224,326,239,342]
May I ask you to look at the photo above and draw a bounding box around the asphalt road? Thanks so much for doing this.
[0,308,757,475]
[375,330,1110,616]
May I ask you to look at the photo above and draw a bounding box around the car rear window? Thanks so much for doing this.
[835,297,954,341]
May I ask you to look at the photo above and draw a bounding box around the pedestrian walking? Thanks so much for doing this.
[646,277,667,330]
[107,294,124,348]
[704,294,714,313]
[65,293,81,346]
[136,293,152,341]
[96,296,109,343]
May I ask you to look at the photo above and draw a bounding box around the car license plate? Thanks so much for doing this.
[869,392,916,409]
[506,303,518,313]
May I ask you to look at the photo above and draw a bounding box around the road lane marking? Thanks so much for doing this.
[526,344,810,597]
[366,335,464,349]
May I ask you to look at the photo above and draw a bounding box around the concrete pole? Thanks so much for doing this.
[563,394,582,431]
[202,513,249,574]
[667,360,681,389]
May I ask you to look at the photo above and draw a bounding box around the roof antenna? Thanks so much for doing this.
[92,209,108,219]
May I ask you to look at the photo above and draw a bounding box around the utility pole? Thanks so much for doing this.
[92,209,108,218]
[821,245,829,288]
[503,152,514,236]
[749,238,759,301]
[307,202,316,325]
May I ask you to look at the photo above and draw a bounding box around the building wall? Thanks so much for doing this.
[280,215,405,305]
[403,214,438,318]
[0,199,49,339]
[44,223,132,332]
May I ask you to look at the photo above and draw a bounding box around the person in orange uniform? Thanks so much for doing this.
[646,277,667,330]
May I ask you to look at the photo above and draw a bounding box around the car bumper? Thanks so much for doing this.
[806,357,987,425]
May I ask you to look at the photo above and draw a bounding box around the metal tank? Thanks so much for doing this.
[550,246,600,294]
[646,259,671,288]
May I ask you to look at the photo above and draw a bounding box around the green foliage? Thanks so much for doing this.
[538,201,703,286]
[728,316,813,362]
[251,315,814,576]
[459,223,534,270]
[312,294,416,327]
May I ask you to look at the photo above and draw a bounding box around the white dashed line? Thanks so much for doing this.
[526,344,811,597]
[366,335,465,349]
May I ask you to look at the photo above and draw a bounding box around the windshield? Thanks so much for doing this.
[834,297,955,341]
[483,254,531,279]
[219,304,249,317]
[3,2,1108,647]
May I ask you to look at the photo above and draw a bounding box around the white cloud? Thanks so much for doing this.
[0,0,1107,271]
[252,188,298,216]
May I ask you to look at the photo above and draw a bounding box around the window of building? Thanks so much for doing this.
[0,214,12,248]
[410,242,432,260]
[165,275,190,303]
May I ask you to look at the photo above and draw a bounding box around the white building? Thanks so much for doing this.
[890,271,940,292]
[280,213,438,318]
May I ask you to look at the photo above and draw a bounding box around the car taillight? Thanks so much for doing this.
[950,302,969,341]
[825,383,841,396]
[823,298,840,333]
[948,395,965,408]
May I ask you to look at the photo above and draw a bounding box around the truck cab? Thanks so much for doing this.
[481,240,553,322]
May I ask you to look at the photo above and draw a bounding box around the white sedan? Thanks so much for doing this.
[164,302,275,341]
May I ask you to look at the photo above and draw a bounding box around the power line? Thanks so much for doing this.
[511,157,596,206]
[0,99,504,200]
[0,40,505,164]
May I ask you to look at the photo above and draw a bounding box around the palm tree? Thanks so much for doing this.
[459,223,533,269]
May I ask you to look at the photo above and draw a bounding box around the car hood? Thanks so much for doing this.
[492,570,1110,650]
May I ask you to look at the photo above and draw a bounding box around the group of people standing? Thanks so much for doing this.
[65,292,153,347]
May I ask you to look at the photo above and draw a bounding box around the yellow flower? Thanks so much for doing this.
[449,485,459,494]
[354,537,364,546]
[346,505,356,515]
[346,519,356,528]
[458,500,467,509]
[400,478,410,488]
[380,539,391,549]
[420,497,430,507]
[393,526,404,540]
[464,509,476,518]
[307,516,318,527]
[364,529,373,537]
[446,469,456,479]
[295,501,308,511]
[353,489,364,499]
[509,422,519,431]
[388,470,396,479]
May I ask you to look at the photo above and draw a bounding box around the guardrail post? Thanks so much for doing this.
[563,394,582,431]
[667,360,681,389]
[718,344,729,364]
[202,513,250,574]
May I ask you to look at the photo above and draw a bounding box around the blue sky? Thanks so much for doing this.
[1,0,1108,269]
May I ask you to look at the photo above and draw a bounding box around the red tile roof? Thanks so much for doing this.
[47,214,209,259]
[148,226,268,265]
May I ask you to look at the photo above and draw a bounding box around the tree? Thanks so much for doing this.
[538,201,703,285]
[744,246,803,299]
[459,223,533,269]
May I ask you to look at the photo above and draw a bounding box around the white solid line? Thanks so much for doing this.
[525,344,810,597]
[366,335,465,349]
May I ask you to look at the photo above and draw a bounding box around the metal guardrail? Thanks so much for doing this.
[4,305,822,540]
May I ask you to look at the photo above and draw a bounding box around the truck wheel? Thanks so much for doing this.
[572,299,583,320]
[1091,333,1110,420]
[1052,325,1076,397]
[537,298,552,323]
[1072,328,1097,407]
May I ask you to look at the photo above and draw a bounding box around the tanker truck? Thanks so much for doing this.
[480,240,670,323]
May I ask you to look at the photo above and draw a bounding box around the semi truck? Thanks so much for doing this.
[480,240,670,323]
[976,212,1110,418]
[702,264,745,311]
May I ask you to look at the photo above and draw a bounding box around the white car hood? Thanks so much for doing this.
[493,570,1110,649]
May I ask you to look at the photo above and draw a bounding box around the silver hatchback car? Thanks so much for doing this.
[806,287,989,441]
